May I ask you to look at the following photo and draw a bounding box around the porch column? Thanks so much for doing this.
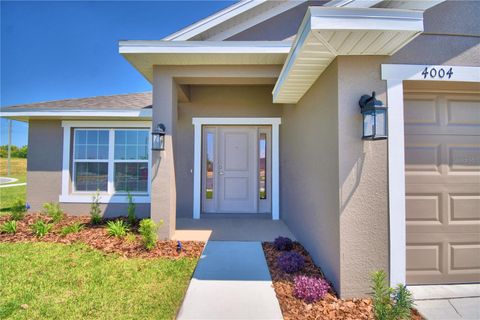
[151,70,177,239]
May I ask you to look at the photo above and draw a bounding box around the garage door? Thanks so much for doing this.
[404,82,480,285]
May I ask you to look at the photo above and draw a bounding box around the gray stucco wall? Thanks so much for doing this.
[280,60,341,293]
[27,120,149,217]
[175,85,283,218]
[337,56,389,298]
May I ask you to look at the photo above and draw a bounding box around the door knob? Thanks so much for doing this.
[219,171,224,175]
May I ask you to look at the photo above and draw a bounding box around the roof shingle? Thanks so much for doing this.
[1,92,152,112]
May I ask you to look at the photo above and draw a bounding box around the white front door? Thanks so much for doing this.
[202,126,271,214]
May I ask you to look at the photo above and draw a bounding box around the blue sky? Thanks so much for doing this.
[1,0,235,146]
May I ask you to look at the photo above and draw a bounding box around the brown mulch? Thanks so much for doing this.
[262,242,423,320]
[0,213,204,259]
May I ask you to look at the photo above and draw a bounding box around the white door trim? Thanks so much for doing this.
[381,64,480,287]
[192,117,281,220]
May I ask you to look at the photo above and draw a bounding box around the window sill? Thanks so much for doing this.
[59,194,150,204]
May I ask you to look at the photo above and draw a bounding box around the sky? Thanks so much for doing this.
[1,0,235,146]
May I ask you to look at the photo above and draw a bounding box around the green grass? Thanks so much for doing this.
[0,242,197,320]
[0,158,27,215]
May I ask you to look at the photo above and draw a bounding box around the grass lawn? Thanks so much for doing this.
[0,242,196,320]
[0,158,27,215]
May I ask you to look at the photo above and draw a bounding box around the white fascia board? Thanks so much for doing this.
[325,0,383,8]
[0,109,152,120]
[163,0,267,41]
[207,1,307,41]
[272,10,313,99]
[119,41,292,54]
[310,7,424,32]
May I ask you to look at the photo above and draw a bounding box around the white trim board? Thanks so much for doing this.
[163,0,306,41]
[192,117,281,220]
[381,64,480,287]
[60,120,152,204]
[0,109,152,121]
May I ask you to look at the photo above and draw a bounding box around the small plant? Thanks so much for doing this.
[277,251,305,273]
[10,198,28,221]
[31,220,53,237]
[106,220,129,238]
[90,192,102,225]
[138,218,161,250]
[371,270,414,320]
[1,220,17,234]
[60,222,85,236]
[127,192,136,225]
[293,275,330,303]
[42,202,64,223]
[125,233,137,243]
[274,236,293,251]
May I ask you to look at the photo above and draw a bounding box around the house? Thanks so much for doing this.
[1,0,479,298]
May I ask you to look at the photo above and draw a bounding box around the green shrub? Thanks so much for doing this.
[106,220,129,238]
[60,222,85,236]
[127,192,136,225]
[125,233,137,243]
[90,192,102,224]
[42,202,64,223]
[10,198,27,221]
[138,219,161,250]
[31,220,53,237]
[371,270,414,320]
[1,220,17,234]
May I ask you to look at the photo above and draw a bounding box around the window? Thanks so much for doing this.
[259,132,267,200]
[73,128,149,193]
[74,130,109,191]
[114,130,149,192]
[205,132,215,199]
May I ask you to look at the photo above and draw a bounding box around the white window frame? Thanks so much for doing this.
[60,121,152,203]
[381,64,480,287]
[192,117,281,220]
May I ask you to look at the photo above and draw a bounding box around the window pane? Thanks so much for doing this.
[75,130,86,144]
[86,145,97,159]
[205,132,214,200]
[115,130,126,145]
[126,131,137,144]
[138,131,149,146]
[259,133,267,200]
[75,162,108,191]
[99,130,109,144]
[87,130,98,144]
[114,162,148,192]
[74,129,109,160]
[75,144,86,160]
[114,130,149,161]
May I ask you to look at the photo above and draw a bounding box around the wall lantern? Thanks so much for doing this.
[359,91,387,140]
[152,123,166,150]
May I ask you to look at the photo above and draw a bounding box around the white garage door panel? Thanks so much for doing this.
[405,89,480,285]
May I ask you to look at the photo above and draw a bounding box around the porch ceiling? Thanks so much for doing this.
[272,7,424,103]
[119,41,291,83]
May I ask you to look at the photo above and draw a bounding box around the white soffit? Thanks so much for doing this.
[273,7,423,103]
[325,0,445,11]
[119,41,291,82]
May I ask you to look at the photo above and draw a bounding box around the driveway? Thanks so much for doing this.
[177,241,283,319]
[410,284,480,320]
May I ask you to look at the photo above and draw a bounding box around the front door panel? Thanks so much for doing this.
[218,127,257,213]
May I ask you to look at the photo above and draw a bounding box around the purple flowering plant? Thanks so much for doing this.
[277,251,305,273]
[274,236,293,251]
[293,275,330,303]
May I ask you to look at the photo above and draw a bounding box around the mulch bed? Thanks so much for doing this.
[263,242,423,320]
[0,213,204,259]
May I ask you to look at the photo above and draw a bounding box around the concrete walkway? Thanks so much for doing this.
[410,284,480,320]
[177,241,283,320]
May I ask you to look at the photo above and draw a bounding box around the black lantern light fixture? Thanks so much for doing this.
[152,123,166,150]
[359,91,387,140]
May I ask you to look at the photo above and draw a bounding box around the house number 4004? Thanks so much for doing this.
[422,67,453,79]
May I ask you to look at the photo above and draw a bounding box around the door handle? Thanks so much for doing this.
[219,171,224,175]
